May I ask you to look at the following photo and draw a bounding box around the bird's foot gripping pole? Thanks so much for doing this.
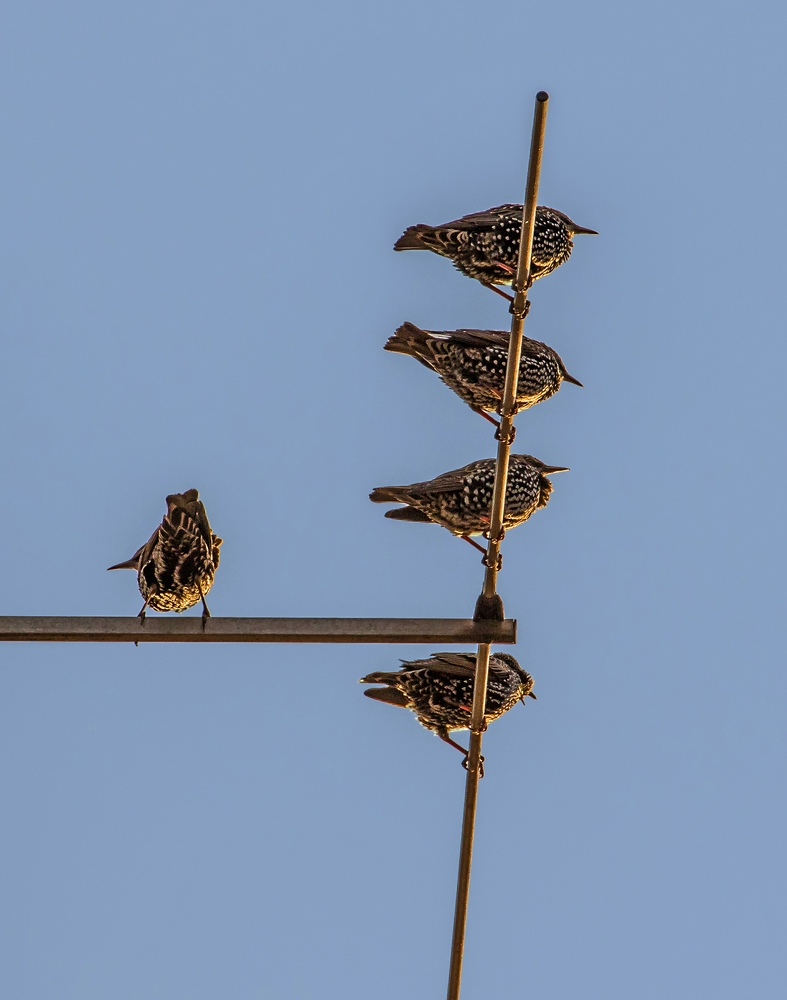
[135,601,149,646]
[494,423,516,444]
[198,588,211,632]
[461,752,485,779]
[439,730,485,777]
[482,550,503,572]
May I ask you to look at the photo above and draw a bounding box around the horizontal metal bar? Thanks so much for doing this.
[0,617,517,645]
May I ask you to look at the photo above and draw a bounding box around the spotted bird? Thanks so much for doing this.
[361,652,536,758]
[394,204,596,300]
[108,489,222,625]
[384,322,582,429]
[369,455,568,556]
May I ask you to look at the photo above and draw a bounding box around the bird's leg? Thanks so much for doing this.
[439,730,485,777]
[135,600,150,647]
[481,281,514,303]
[438,732,469,756]
[460,535,488,556]
[198,585,211,631]
[470,406,501,430]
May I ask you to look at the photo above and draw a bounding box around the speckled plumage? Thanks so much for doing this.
[385,322,582,419]
[394,204,596,289]
[360,652,536,750]
[369,454,568,537]
[108,489,222,620]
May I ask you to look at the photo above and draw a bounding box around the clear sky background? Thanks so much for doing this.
[0,1,785,998]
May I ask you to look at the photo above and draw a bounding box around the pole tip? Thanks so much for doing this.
[536,90,549,102]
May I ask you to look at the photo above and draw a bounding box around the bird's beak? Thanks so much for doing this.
[541,465,570,475]
[528,692,537,700]
[570,224,598,235]
[562,372,583,387]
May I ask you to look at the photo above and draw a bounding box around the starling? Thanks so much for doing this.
[394,204,597,299]
[108,489,222,625]
[385,322,582,429]
[369,454,568,555]
[360,652,536,758]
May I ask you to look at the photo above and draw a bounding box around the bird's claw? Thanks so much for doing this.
[494,425,516,444]
[462,754,485,778]
[482,551,503,571]
[508,294,533,319]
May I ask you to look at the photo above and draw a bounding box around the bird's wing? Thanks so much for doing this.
[431,652,514,679]
[431,328,510,350]
[402,468,471,496]
[436,204,520,231]
[371,471,464,503]
[427,653,477,677]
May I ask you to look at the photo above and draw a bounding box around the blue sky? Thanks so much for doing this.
[1,1,786,997]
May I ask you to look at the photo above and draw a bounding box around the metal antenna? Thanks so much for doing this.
[446,90,549,1000]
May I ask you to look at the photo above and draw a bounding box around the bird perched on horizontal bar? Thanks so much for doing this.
[108,489,222,625]
[360,652,536,759]
[394,204,597,299]
[370,455,567,554]
[384,322,582,428]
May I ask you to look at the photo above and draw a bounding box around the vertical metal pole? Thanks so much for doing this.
[478,91,550,613]
[446,92,549,1000]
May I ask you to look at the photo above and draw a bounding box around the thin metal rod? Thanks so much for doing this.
[482,90,549,601]
[445,642,490,1000]
[0,616,516,645]
[447,92,549,1000]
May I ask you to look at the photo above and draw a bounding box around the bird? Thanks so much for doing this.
[108,489,222,625]
[384,321,582,429]
[360,652,536,760]
[369,454,568,556]
[394,204,597,300]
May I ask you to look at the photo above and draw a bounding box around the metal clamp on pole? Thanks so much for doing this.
[446,91,549,1000]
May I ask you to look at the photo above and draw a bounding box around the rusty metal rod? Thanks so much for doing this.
[0,616,516,645]
[447,91,549,1000]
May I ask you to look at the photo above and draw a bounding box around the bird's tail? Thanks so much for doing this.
[165,489,217,548]
[383,506,433,522]
[383,322,432,360]
[369,485,409,504]
[361,686,411,708]
[359,670,400,685]
[394,225,433,251]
